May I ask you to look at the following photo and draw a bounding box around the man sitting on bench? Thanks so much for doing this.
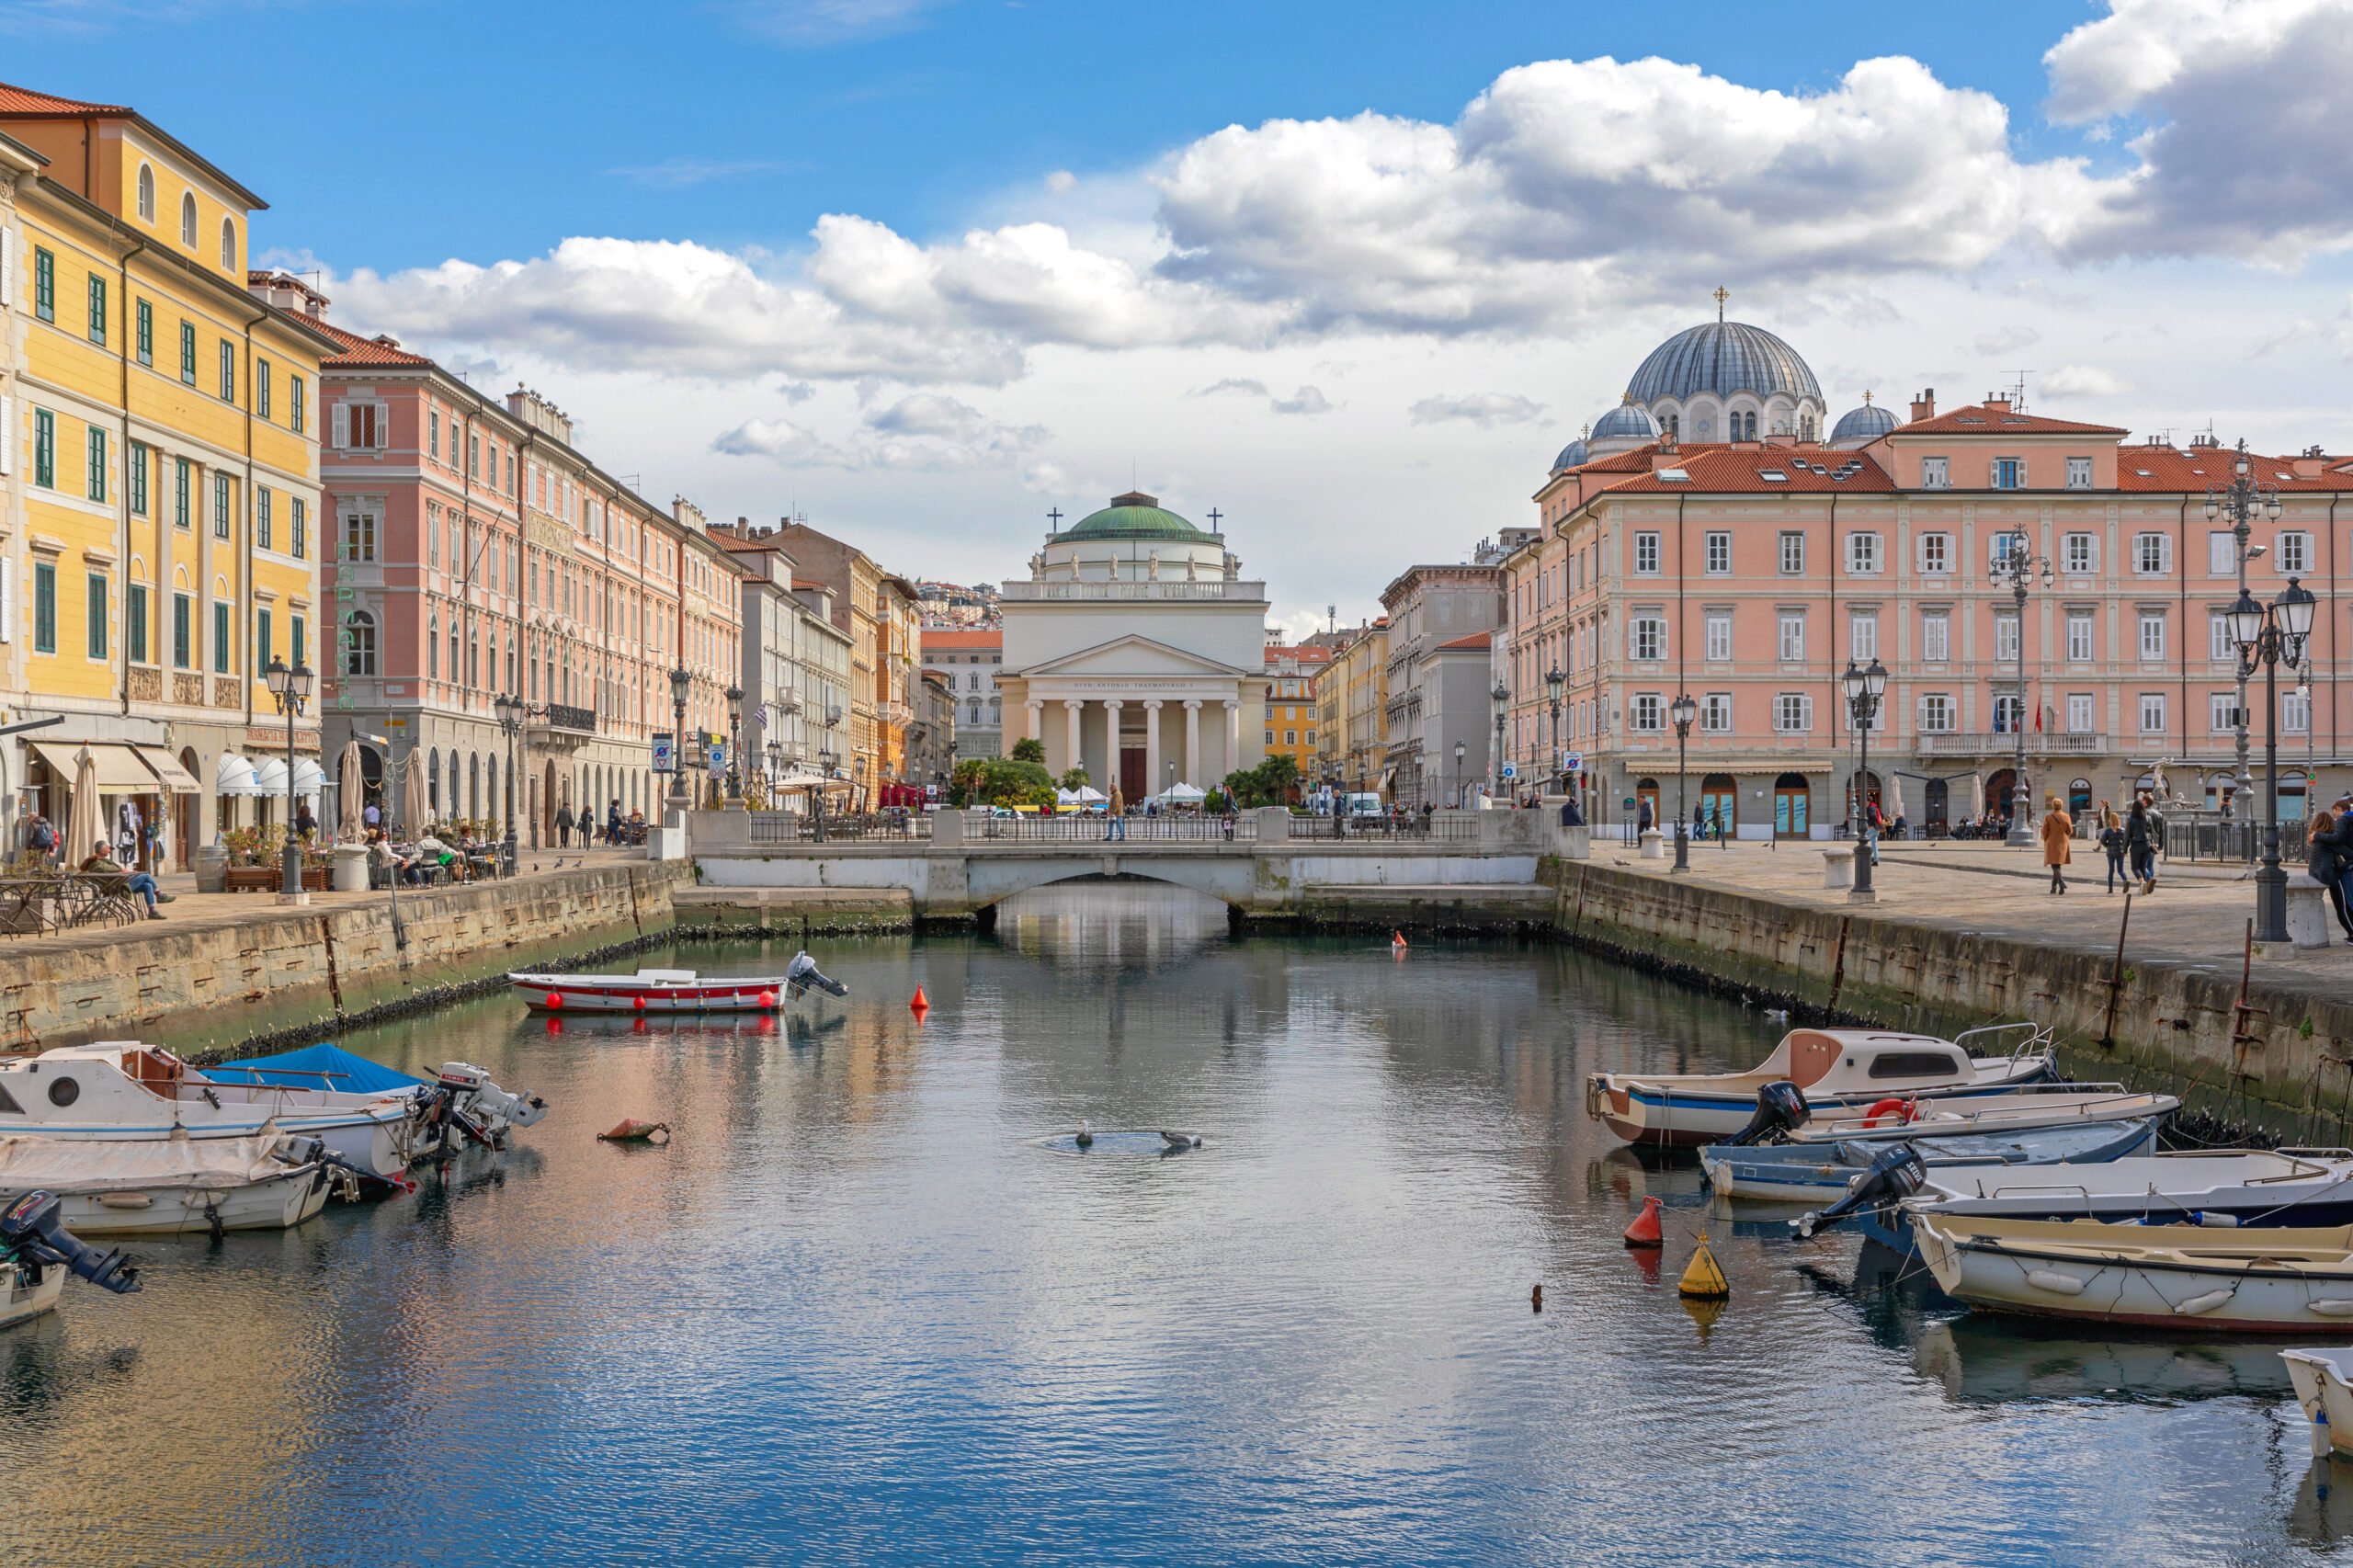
[81,840,167,919]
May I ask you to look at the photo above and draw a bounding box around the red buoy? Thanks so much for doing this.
[910,985,929,1016]
[1624,1195,1665,1248]
[545,992,564,1009]
[632,994,646,1011]
[758,990,779,1009]
[1392,929,1407,948]
[1862,1097,1917,1129]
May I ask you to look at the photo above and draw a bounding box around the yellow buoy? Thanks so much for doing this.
[1678,1231,1730,1300]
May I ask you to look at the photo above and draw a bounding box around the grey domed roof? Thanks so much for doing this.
[1591,399,1658,440]
[1628,321,1822,405]
[1831,400,1898,441]
[1551,437,1590,472]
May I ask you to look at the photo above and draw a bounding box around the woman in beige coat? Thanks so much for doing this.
[2040,792,2074,893]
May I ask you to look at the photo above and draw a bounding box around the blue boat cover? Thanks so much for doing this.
[201,1043,426,1094]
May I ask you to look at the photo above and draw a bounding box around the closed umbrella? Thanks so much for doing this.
[402,752,428,835]
[337,740,365,842]
[66,748,101,870]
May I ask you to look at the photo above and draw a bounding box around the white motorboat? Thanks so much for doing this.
[2281,1348,2353,1457]
[0,1043,421,1179]
[509,953,847,1015]
[2,1190,141,1327]
[1789,1085,2180,1145]
[1,1246,63,1330]
[1914,1211,2353,1332]
[1908,1149,2353,1228]
[1587,1024,2057,1147]
[0,1131,337,1236]
[204,1045,547,1155]
[1700,1117,2161,1203]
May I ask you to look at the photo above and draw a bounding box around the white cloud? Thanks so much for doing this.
[712,416,838,462]
[1046,169,1076,194]
[1192,378,1270,398]
[1270,386,1333,415]
[1409,392,1545,426]
[2041,363,2134,398]
[1972,325,2040,356]
[715,392,1047,470]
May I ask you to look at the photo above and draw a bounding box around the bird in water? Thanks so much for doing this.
[1763,1008,1790,1023]
[1075,1121,1093,1149]
[1159,1130,1201,1150]
[1531,1283,1543,1313]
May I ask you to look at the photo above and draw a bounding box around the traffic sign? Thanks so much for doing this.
[707,742,727,776]
[651,736,673,772]
[1500,763,1518,779]
[1622,797,1636,809]
[1563,754,1583,773]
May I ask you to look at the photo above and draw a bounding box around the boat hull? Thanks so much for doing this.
[0,1165,333,1236]
[1700,1119,2159,1202]
[1916,1217,2353,1333]
[2282,1350,2353,1457]
[14,1109,413,1180]
[1599,1062,2057,1148]
[509,975,789,1014]
[1,1260,64,1330]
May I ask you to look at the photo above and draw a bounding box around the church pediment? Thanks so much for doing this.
[1015,633,1256,679]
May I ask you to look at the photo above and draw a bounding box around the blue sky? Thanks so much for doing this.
[7,0,2349,629]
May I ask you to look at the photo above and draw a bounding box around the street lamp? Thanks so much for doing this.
[1841,656,1889,903]
[1990,529,2053,846]
[766,738,784,795]
[2228,576,2316,943]
[1669,691,1697,872]
[814,746,835,844]
[1544,665,1564,791]
[724,685,745,804]
[1490,680,1508,801]
[1452,737,1466,808]
[263,654,314,899]
[2209,440,2285,837]
[667,665,692,815]
[493,692,524,874]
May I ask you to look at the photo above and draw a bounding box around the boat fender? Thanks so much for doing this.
[2027,1269,2088,1296]
[633,994,646,1011]
[2173,1288,2234,1316]
[545,992,564,1009]
[2307,1301,2353,1317]
[96,1193,152,1210]
[2193,1211,2241,1228]
[759,991,779,1010]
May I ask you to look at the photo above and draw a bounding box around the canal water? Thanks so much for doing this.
[2,884,2344,1566]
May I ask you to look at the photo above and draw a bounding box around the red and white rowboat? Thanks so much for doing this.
[509,957,847,1015]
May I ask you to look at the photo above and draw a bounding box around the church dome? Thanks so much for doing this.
[1590,398,1658,441]
[1058,490,1212,542]
[1551,436,1590,472]
[1830,399,1898,442]
[1628,321,1822,405]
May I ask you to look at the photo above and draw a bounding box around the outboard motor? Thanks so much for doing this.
[786,951,848,999]
[462,1074,549,1131]
[1791,1143,1928,1239]
[2,1191,142,1295]
[1725,1082,1811,1147]
[416,1062,500,1155]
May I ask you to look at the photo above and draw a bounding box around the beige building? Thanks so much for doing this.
[1318,619,1391,797]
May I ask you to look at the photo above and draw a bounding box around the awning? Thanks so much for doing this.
[134,746,201,794]
[30,743,162,793]
[216,754,262,796]
[291,758,325,797]
[253,757,290,794]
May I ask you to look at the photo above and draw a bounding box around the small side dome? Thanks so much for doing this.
[1591,395,1659,442]
[1551,424,1592,472]
[1831,396,1898,442]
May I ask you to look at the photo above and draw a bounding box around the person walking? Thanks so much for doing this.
[294,800,317,841]
[607,800,623,845]
[2125,797,2156,895]
[1106,784,1126,840]
[555,801,574,847]
[27,812,57,868]
[2097,801,2128,893]
[2040,792,2074,893]
[2308,800,2353,941]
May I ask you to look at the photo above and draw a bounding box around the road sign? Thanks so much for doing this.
[1622,797,1636,809]
[1500,763,1518,779]
[1563,754,1583,773]
[707,742,727,776]
[652,735,673,772]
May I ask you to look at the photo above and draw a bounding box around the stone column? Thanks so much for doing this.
[1143,699,1163,798]
[1223,699,1240,780]
[1102,699,1122,792]
[1063,699,1083,778]
[1027,699,1042,743]
[1182,700,1201,788]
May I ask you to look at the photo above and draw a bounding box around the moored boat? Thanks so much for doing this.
[1914,1211,2353,1332]
[0,1131,336,1236]
[2,1190,141,1329]
[2281,1348,2353,1457]
[1587,1024,2056,1148]
[509,953,847,1014]
[1701,1116,2159,1202]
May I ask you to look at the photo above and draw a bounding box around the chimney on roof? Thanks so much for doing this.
[1911,389,1935,423]
[1986,396,2012,415]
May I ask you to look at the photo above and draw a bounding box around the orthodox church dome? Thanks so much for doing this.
[1628,321,1822,405]
[1551,431,1591,472]
[1590,397,1658,441]
[1830,396,1899,442]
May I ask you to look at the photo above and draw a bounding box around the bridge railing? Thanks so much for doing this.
[968,814,1256,843]
[1286,813,1482,843]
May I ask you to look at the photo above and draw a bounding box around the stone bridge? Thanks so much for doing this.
[683,807,1588,925]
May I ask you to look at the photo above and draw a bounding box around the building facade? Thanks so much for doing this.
[0,87,335,869]
[1318,619,1390,797]
[770,521,920,809]
[998,491,1267,797]
[1379,564,1501,805]
[1505,311,2353,836]
[705,517,858,803]
[1262,642,1329,792]
[922,625,1002,764]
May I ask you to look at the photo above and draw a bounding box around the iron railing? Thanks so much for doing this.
[1287,812,1481,842]
[968,813,1256,843]
[2164,810,2312,865]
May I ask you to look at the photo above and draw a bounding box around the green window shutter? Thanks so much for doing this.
[173,594,190,668]
[213,600,230,674]
[85,425,105,503]
[128,585,146,665]
[180,322,196,384]
[32,563,55,653]
[86,574,107,660]
[32,409,52,488]
[256,607,272,673]
[292,614,306,668]
[136,300,152,365]
[128,440,148,516]
[87,275,105,345]
[32,247,51,322]
[219,340,233,403]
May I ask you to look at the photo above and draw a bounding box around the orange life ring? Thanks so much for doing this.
[1862,1096,1917,1128]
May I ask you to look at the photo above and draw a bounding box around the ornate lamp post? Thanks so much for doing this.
[765,738,784,799]
[1990,528,2052,846]
[813,746,835,844]
[1544,665,1564,791]
[2226,577,2316,943]
[263,655,314,899]
[1842,656,1889,903]
[1452,738,1466,808]
[724,684,745,804]
[1669,691,1697,872]
[1490,680,1508,801]
[667,665,692,815]
[493,692,523,875]
[2210,441,2284,838]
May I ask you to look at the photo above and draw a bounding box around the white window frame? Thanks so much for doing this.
[2066,692,2095,733]
[1777,612,1805,662]
[2062,532,2097,575]
[1774,692,1813,733]
[1704,612,1732,663]
[1918,693,1953,733]
[2135,532,2172,575]
[1701,692,1732,733]
[1918,532,1949,574]
[1995,614,2019,664]
[1846,531,1881,574]
[2210,692,2240,734]
[2138,611,2165,661]
[1778,532,1805,574]
[2279,531,2312,574]
[2285,690,2312,734]
[1704,531,1731,575]
[1630,614,1665,662]
[1848,611,1878,661]
[1921,456,1949,489]
[2065,457,2094,490]
[1631,692,1662,732]
[2210,531,2237,576]
[1921,611,1949,664]
[2139,692,2167,734]
[1633,531,1661,574]
[2210,612,2234,662]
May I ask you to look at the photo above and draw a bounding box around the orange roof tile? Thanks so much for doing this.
[2116,446,2353,493]
[1895,404,2126,437]
[1607,448,1894,496]
[1435,631,1492,652]
[314,319,434,368]
[0,80,132,116]
[922,628,1002,647]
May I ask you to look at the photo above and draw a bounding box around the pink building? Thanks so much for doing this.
[1504,315,2353,838]
[313,308,741,840]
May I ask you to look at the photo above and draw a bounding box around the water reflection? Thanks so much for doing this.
[0,882,2339,1565]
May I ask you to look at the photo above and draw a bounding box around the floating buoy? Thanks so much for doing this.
[1623,1195,1665,1248]
[910,986,929,1016]
[632,994,646,1011]
[1075,1121,1094,1149]
[1678,1232,1731,1300]
[597,1119,670,1143]
[544,992,564,1009]
[758,990,779,1010]
[1392,929,1407,949]
[1530,1283,1543,1313]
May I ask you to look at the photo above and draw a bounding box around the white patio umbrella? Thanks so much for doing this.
[1074,786,1108,803]
[403,753,428,835]
[66,748,102,868]
[337,740,366,841]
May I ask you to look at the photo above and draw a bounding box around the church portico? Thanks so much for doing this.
[1010,677,1253,794]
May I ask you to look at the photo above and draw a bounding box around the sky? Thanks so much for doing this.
[8,0,2353,638]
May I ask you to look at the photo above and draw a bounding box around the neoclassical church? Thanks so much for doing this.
[996,493,1268,799]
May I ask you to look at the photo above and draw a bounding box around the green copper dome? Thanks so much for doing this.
[1057,491,1214,542]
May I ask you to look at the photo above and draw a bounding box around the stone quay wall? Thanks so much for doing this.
[5,862,692,1059]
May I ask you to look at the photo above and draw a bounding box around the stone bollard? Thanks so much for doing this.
[1638,827,1664,859]
[2288,872,2333,950]
[332,842,370,892]
[1822,845,1855,890]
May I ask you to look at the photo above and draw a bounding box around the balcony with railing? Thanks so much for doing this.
[529,704,597,742]
[997,580,1267,602]
[1915,732,2107,756]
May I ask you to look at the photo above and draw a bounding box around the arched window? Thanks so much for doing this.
[219,217,235,270]
[137,164,154,222]
[344,611,376,676]
[179,191,197,247]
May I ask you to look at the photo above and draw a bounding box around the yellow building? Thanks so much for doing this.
[1322,620,1391,797]
[1,84,336,868]
[1262,643,1328,795]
